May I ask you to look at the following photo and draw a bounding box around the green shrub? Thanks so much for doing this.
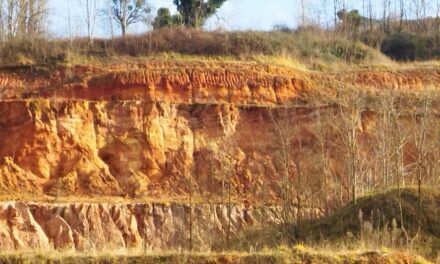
[381,32,417,61]
[380,32,440,61]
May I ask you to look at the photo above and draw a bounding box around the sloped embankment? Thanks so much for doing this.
[233,188,440,258]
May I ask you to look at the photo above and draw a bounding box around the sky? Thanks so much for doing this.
[48,0,298,37]
[47,0,440,38]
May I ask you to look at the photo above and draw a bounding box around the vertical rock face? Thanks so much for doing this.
[0,201,291,251]
[0,100,317,202]
[0,202,49,250]
[0,62,437,252]
[0,63,434,202]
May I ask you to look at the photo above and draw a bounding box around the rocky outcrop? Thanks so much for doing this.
[0,99,329,202]
[2,62,438,102]
[0,202,49,250]
[0,201,301,251]
[0,61,438,252]
[0,95,373,210]
[0,62,311,104]
[0,90,426,204]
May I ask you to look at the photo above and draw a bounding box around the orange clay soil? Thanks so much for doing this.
[0,60,439,253]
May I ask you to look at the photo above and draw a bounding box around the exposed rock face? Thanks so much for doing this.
[0,98,357,206]
[0,62,311,104]
[0,202,49,250]
[0,62,316,201]
[0,61,438,252]
[0,201,295,251]
[0,100,278,199]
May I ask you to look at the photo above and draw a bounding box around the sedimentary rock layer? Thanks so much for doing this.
[0,99,327,201]
[0,62,311,104]
[0,61,438,252]
[1,62,437,103]
[0,201,293,251]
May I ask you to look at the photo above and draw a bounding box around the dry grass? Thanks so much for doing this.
[4,27,440,76]
[0,249,287,264]
[289,244,431,264]
[0,246,430,264]
[230,188,440,261]
[0,27,388,71]
[12,27,440,75]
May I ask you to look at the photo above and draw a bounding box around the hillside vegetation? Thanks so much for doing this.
[0,28,389,70]
[233,188,440,260]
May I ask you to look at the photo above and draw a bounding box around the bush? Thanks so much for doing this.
[380,32,440,61]
[381,32,417,61]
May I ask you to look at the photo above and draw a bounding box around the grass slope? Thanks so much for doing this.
[0,28,389,71]
[233,188,440,259]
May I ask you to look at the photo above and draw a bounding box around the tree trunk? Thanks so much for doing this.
[121,23,126,37]
[0,0,4,43]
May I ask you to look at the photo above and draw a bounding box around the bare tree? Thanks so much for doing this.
[268,106,303,243]
[399,0,406,31]
[333,0,340,29]
[322,0,329,28]
[108,0,150,37]
[426,93,440,187]
[386,94,412,238]
[28,0,47,36]
[78,0,101,43]
[1,0,46,40]
[218,118,238,250]
[315,108,331,215]
[6,0,17,38]
[339,96,361,204]
[300,0,306,25]
[436,0,440,30]
[377,92,394,191]
[412,0,423,31]
[368,0,373,30]
[0,0,4,43]
[66,0,73,45]
[413,93,430,199]
[382,0,391,33]
[411,91,434,234]
[421,0,427,35]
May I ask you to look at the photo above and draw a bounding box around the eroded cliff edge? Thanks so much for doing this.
[0,201,292,251]
[0,61,438,252]
[0,62,434,199]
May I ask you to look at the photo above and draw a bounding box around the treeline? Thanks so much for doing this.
[322,0,440,61]
[0,0,226,41]
[0,0,47,42]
